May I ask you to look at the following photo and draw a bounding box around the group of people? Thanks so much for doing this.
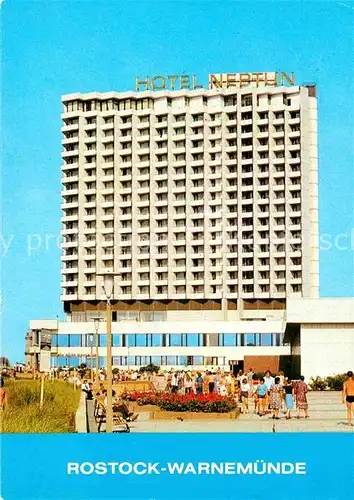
[80,368,354,426]
[161,368,310,420]
[250,374,309,420]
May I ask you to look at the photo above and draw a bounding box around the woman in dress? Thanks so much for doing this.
[229,374,237,401]
[294,375,309,419]
[184,372,192,394]
[269,376,283,419]
[283,377,294,419]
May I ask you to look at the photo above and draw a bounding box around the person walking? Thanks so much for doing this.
[246,368,254,383]
[283,377,294,419]
[254,378,268,416]
[195,372,203,394]
[81,379,91,399]
[264,370,275,391]
[184,372,193,394]
[269,377,284,419]
[342,371,354,426]
[171,373,179,394]
[219,377,228,396]
[0,378,8,411]
[165,371,172,392]
[236,369,244,385]
[207,371,215,394]
[294,376,309,419]
[277,371,285,386]
[264,370,274,411]
[229,374,237,400]
[240,377,251,414]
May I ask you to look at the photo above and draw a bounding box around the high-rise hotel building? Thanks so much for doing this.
[61,81,319,318]
[27,75,353,381]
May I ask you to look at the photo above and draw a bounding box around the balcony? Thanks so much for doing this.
[137,121,150,130]
[61,201,79,210]
[61,254,78,262]
[61,150,79,159]
[61,123,79,133]
[62,162,79,171]
[61,279,78,287]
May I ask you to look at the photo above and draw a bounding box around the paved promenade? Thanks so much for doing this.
[88,392,353,433]
[129,392,353,433]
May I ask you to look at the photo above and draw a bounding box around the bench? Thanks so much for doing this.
[95,400,130,433]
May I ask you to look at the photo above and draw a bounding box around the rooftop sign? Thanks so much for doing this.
[135,72,295,91]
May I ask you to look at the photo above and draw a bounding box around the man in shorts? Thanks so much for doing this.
[342,371,354,426]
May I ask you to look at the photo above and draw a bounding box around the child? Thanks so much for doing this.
[254,378,268,416]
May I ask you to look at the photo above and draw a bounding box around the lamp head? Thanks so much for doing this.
[97,272,119,301]
[103,273,114,300]
[93,317,100,332]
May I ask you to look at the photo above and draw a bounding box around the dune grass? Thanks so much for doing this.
[0,379,81,433]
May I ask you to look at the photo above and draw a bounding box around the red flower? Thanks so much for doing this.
[121,390,237,413]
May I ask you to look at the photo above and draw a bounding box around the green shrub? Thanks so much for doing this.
[326,374,346,391]
[139,364,159,374]
[309,376,327,391]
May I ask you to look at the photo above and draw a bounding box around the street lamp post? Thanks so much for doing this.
[93,317,101,391]
[89,334,94,383]
[97,272,118,434]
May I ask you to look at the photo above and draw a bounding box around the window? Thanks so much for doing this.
[69,357,80,368]
[186,334,199,347]
[223,334,237,347]
[99,334,107,347]
[69,334,81,347]
[136,334,146,347]
[179,356,187,366]
[245,334,259,346]
[169,334,182,347]
[241,95,252,107]
[56,356,69,366]
[125,335,135,347]
[98,357,106,368]
[149,335,162,347]
[261,333,272,346]
[112,334,121,347]
[57,335,69,347]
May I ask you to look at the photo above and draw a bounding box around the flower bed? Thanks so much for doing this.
[121,391,237,413]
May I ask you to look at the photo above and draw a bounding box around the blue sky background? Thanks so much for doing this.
[2,0,353,362]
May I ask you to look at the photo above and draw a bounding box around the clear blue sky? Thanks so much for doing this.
[2,0,353,362]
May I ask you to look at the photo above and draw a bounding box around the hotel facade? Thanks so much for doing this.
[25,74,354,379]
